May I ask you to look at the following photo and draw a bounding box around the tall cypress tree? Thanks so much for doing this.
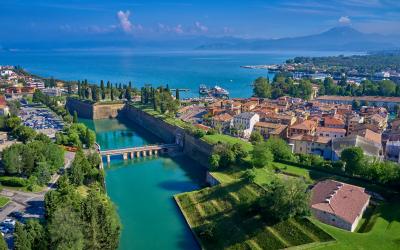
[175,89,180,100]
[77,81,81,98]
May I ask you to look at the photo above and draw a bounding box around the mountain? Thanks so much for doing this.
[197,27,400,51]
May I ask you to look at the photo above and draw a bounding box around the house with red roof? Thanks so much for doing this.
[311,180,370,232]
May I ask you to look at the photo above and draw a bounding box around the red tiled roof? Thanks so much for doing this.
[212,113,233,122]
[324,117,345,126]
[311,180,370,224]
[291,120,317,130]
[317,127,346,133]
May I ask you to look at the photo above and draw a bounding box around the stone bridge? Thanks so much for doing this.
[99,144,179,164]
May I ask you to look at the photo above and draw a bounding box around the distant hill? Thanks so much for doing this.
[197,27,400,52]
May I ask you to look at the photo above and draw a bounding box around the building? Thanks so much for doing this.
[232,112,260,138]
[42,87,62,97]
[317,127,346,139]
[385,141,400,162]
[263,113,297,126]
[211,113,233,131]
[27,80,45,89]
[317,95,400,112]
[324,117,345,129]
[331,135,382,161]
[311,180,370,232]
[289,134,331,159]
[0,95,9,116]
[253,122,288,139]
[241,101,258,112]
[289,120,317,137]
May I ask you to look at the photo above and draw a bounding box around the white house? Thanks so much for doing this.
[232,112,259,138]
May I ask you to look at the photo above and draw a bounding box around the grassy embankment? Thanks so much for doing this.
[185,134,400,249]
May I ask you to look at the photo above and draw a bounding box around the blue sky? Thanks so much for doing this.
[1,0,400,43]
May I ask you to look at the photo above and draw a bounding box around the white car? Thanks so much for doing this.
[2,219,15,227]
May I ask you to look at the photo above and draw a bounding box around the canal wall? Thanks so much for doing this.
[66,98,125,120]
[122,105,213,169]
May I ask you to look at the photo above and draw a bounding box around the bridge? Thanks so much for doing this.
[99,144,179,164]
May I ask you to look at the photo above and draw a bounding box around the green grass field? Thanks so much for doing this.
[176,181,333,250]
[202,134,253,152]
[0,196,10,208]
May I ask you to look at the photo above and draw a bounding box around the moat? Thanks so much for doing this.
[81,118,205,250]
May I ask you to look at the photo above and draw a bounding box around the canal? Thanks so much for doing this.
[81,118,205,250]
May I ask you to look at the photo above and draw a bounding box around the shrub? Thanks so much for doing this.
[0,176,27,187]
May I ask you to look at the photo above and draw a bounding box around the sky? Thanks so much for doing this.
[1,0,400,44]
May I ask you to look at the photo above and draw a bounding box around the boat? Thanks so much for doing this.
[199,84,209,95]
[211,85,229,97]
[199,84,229,98]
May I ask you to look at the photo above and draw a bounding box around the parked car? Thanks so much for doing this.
[2,218,15,227]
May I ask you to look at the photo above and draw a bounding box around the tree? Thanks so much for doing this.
[341,147,364,175]
[264,137,294,162]
[175,89,180,100]
[48,206,84,250]
[73,111,78,123]
[12,125,36,143]
[251,142,274,168]
[249,131,264,145]
[14,222,31,250]
[110,85,114,101]
[84,127,96,148]
[253,77,271,98]
[5,116,21,131]
[33,162,52,186]
[260,178,310,221]
[0,233,7,250]
[209,154,220,171]
[352,100,361,110]
[100,80,105,100]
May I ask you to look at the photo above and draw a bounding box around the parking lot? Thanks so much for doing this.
[20,106,64,138]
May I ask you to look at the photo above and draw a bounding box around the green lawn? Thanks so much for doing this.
[202,134,253,152]
[311,202,400,250]
[0,196,10,208]
[176,181,333,250]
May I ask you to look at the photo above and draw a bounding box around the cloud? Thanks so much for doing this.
[174,24,184,34]
[338,16,351,24]
[117,10,133,33]
[195,21,208,32]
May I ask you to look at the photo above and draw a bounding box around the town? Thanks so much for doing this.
[0,58,399,249]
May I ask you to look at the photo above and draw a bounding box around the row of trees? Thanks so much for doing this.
[252,76,313,100]
[288,53,400,74]
[140,85,180,115]
[77,80,138,102]
[253,74,400,101]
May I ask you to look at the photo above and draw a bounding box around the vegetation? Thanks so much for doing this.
[288,53,400,74]
[55,123,96,148]
[0,196,10,208]
[140,85,180,115]
[77,79,138,102]
[176,179,332,250]
[2,139,64,188]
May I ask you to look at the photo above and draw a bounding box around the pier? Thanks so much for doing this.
[99,144,179,164]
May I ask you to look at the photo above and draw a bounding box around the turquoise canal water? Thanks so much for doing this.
[82,118,205,250]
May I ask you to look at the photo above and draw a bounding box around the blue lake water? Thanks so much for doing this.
[0,49,355,98]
